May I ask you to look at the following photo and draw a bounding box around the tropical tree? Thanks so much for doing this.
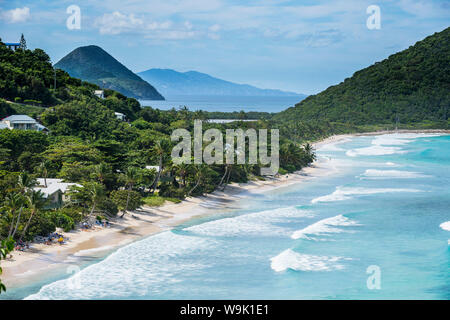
[19,190,47,242]
[187,165,208,196]
[92,162,110,185]
[84,182,106,221]
[119,167,140,218]
[0,237,15,293]
[37,161,49,187]
[3,193,24,238]
[149,139,171,193]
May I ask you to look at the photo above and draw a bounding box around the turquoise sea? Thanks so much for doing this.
[4,133,450,299]
[139,95,304,113]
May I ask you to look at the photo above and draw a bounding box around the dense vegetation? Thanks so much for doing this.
[275,27,450,129]
[54,45,164,100]
[0,41,315,274]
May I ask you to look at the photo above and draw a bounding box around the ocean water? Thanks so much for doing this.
[139,95,304,113]
[6,133,450,299]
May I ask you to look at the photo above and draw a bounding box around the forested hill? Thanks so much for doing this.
[55,45,164,100]
[275,27,450,126]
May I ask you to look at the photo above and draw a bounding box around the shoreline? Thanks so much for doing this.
[2,129,448,293]
[1,160,325,291]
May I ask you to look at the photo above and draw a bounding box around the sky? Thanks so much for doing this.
[0,0,449,94]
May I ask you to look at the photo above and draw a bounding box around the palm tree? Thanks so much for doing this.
[119,167,140,218]
[150,139,171,193]
[173,163,189,188]
[37,161,49,187]
[17,172,36,194]
[6,174,36,239]
[93,162,110,185]
[3,193,24,238]
[85,182,106,221]
[18,190,46,242]
[187,165,208,196]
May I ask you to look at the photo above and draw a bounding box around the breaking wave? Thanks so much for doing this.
[270,249,351,272]
[291,214,359,240]
[359,169,430,179]
[311,186,422,204]
[185,206,313,237]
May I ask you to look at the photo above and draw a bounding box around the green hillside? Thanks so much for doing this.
[54,45,164,100]
[275,27,450,127]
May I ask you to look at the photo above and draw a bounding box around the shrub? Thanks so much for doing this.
[97,197,119,216]
[159,186,186,199]
[53,207,84,224]
[142,195,181,207]
[48,211,75,232]
[110,190,143,211]
[14,97,22,103]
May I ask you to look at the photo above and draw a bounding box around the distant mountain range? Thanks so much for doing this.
[138,68,305,98]
[54,45,164,100]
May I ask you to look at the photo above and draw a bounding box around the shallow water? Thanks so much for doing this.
[5,133,450,299]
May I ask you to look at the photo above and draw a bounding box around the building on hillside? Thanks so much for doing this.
[5,43,20,50]
[0,115,48,132]
[34,178,81,209]
[94,90,105,99]
[115,112,126,121]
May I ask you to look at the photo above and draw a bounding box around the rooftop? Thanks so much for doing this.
[2,115,37,123]
[34,178,81,197]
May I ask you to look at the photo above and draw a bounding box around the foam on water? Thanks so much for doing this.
[346,133,443,157]
[26,232,215,300]
[440,221,450,231]
[346,145,406,157]
[73,246,115,257]
[270,249,351,272]
[311,186,422,204]
[291,214,359,240]
[185,206,313,237]
[317,138,352,152]
[359,169,430,179]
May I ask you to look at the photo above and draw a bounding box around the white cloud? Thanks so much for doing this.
[1,7,30,23]
[95,11,144,35]
[95,11,197,40]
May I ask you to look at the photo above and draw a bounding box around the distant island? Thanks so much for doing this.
[138,68,306,98]
[55,45,164,100]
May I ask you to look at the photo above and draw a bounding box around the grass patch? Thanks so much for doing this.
[10,102,46,117]
[142,195,182,207]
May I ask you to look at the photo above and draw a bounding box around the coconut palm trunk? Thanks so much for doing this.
[11,207,23,238]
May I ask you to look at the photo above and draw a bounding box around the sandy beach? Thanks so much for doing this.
[1,160,324,290]
[2,129,449,291]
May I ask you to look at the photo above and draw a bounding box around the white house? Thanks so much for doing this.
[114,112,126,121]
[0,115,48,132]
[94,90,105,99]
[34,178,81,208]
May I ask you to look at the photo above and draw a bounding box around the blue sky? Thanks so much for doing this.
[0,0,449,94]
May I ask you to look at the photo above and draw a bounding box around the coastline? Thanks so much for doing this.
[2,129,448,293]
[1,159,325,291]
